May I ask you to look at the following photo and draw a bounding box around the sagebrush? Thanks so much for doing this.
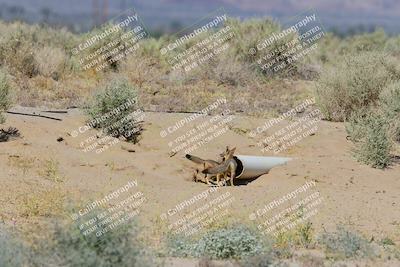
[86,78,143,143]
[167,225,270,259]
[379,81,400,142]
[0,69,11,124]
[346,110,392,168]
[315,52,397,121]
[0,227,28,267]
[35,219,157,267]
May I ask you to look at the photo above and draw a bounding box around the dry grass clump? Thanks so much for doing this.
[7,155,36,174]
[34,46,67,79]
[20,187,66,218]
[38,159,65,183]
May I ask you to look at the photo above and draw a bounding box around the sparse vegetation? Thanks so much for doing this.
[381,237,396,246]
[239,253,280,267]
[35,219,158,267]
[21,187,65,218]
[318,226,374,259]
[39,159,65,182]
[7,155,35,174]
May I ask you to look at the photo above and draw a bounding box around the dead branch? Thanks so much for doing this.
[6,111,62,121]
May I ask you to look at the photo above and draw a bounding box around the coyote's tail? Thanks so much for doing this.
[202,163,229,175]
[185,154,206,164]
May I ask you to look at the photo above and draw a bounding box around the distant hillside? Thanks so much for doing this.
[0,0,399,34]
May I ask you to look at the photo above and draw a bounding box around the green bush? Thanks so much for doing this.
[379,81,400,142]
[36,220,157,267]
[86,79,143,143]
[315,52,395,121]
[0,227,28,267]
[0,70,11,124]
[167,225,269,259]
[318,226,374,259]
[346,110,392,168]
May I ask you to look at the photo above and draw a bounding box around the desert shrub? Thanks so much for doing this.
[36,219,157,267]
[384,36,400,57]
[379,81,400,142]
[0,26,38,77]
[318,226,374,259]
[137,37,166,63]
[0,226,28,267]
[86,79,143,143]
[311,32,341,64]
[345,108,370,142]
[314,52,397,121]
[274,221,314,251]
[167,225,269,259]
[0,69,12,124]
[338,29,387,54]
[76,23,128,72]
[34,46,67,79]
[225,17,281,63]
[346,110,392,168]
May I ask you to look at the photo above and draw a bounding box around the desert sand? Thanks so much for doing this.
[1,106,399,244]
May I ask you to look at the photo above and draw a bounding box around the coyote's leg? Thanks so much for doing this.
[216,173,221,186]
[203,163,211,185]
[229,166,235,186]
[205,174,213,185]
[193,169,199,182]
[223,172,228,186]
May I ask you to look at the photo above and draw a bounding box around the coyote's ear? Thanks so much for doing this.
[230,147,236,153]
[225,146,230,151]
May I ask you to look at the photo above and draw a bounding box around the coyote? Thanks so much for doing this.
[185,154,221,184]
[185,146,233,185]
[202,147,237,186]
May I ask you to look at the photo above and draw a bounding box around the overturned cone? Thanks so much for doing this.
[233,155,291,179]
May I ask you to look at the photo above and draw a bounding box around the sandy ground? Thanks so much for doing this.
[0,106,399,264]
